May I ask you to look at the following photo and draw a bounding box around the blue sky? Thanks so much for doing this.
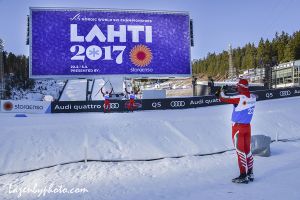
[0,0,299,59]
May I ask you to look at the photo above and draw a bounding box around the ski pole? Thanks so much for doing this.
[108,80,114,94]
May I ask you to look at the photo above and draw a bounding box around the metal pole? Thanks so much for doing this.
[298,66,300,87]
[0,39,4,99]
[86,79,89,101]
[192,76,197,96]
[292,63,295,87]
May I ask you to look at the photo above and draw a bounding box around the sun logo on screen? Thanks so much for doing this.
[130,45,152,67]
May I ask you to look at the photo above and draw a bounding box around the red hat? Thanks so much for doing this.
[237,79,249,89]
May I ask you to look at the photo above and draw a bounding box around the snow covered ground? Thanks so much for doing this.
[0,140,299,200]
[59,79,87,101]
[0,96,300,199]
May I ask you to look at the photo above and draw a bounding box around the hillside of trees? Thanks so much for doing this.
[2,52,29,80]
[192,30,300,78]
[1,52,34,97]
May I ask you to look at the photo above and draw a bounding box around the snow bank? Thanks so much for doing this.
[0,96,300,174]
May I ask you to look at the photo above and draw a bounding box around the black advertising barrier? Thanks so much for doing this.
[141,95,223,111]
[51,100,143,113]
[253,87,300,101]
[51,87,300,113]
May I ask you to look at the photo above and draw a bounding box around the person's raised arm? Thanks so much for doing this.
[219,91,240,105]
[100,88,104,96]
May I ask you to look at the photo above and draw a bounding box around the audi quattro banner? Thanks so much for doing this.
[50,87,300,113]
[253,87,300,101]
[141,96,222,110]
[0,88,297,114]
[51,100,143,113]
[30,8,191,78]
[1,100,51,114]
[51,96,224,113]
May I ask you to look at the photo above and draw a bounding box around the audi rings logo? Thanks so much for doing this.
[280,90,291,97]
[170,101,185,107]
[3,101,13,111]
[109,103,120,109]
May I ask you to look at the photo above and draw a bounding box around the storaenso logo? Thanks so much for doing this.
[280,90,291,97]
[170,101,185,107]
[16,104,44,110]
[5,103,44,111]
[3,102,13,111]
[109,103,120,109]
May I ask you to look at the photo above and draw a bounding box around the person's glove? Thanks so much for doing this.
[215,88,221,98]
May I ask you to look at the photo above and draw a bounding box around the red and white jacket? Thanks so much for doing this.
[220,91,256,124]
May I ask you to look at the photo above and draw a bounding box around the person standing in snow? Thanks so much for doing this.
[215,79,256,184]
[125,88,137,112]
[208,76,215,95]
[101,87,113,113]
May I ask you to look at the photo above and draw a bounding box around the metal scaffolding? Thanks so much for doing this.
[228,44,237,81]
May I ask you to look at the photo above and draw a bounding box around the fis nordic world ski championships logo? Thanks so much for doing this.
[3,101,13,111]
[130,45,153,67]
